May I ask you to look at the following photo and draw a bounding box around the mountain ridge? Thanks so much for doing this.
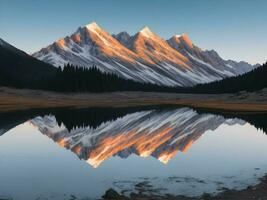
[0,38,28,56]
[32,22,258,87]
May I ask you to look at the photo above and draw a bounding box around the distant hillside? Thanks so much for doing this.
[0,38,57,89]
[189,62,267,93]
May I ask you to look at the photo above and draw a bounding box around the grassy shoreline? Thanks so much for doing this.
[0,87,266,113]
[0,87,267,113]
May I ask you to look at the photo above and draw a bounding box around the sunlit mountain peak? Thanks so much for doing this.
[84,21,101,31]
[139,26,154,38]
[33,21,258,87]
[55,38,66,48]
[180,33,193,48]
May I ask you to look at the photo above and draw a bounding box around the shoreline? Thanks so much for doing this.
[0,87,267,200]
[0,87,267,114]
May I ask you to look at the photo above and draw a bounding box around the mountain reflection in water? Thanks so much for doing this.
[28,107,248,168]
[1,106,267,200]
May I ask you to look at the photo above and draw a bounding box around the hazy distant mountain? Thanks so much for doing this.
[33,22,258,87]
[191,62,267,93]
[167,35,259,75]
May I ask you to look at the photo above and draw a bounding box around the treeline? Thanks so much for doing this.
[0,45,57,89]
[188,62,267,93]
[0,43,179,93]
[49,64,181,93]
[48,62,267,93]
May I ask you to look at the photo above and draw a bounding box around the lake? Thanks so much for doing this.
[0,106,266,200]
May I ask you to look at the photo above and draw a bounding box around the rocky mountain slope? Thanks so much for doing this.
[33,22,258,87]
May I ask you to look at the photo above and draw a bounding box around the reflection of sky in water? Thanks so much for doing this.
[0,115,267,199]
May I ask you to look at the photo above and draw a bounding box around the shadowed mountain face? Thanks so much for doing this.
[0,38,57,89]
[32,22,258,87]
[29,108,246,168]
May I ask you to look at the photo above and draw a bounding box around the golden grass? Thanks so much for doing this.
[0,87,267,113]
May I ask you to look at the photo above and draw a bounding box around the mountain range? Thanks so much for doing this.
[32,22,258,87]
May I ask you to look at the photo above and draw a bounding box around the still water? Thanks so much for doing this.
[0,107,266,200]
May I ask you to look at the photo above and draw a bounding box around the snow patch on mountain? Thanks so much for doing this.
[32,22,258,87]
[140,26,154,38]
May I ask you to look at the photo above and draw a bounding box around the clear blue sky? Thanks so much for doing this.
[1,0,266,64]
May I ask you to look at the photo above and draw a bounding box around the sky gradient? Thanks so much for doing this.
[0,0,266,64]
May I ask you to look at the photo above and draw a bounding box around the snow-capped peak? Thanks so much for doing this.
[140,26,154,38]
[172,34,188,39]
[32,22,257,87]
[84,22,101,31]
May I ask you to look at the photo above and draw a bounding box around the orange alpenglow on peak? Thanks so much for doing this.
[81,21,138,64]
[172,33,193,46]
[33,21,257,87]
[180,34,193,48]
[55,38,66,48]
[71,34,81,43]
